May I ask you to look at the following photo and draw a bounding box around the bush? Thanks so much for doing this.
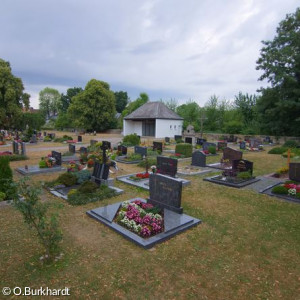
[237,171,252,180]
[268,147,288,154]
[175,143,192,157]
[122,134,140,146]
[39,160,47,168]
[224,120,243,134]
[275,166,289,175]
[74,170,91,184]
[43,136,52,142]
[283,140,299,148]
[78,180,98,193]
[208,146,216,154]
[126,153,142,161]
[175,139,184,144]
[67,185,116,206]
[272,185,288,194]
[137,157,157,168]
[8,154,28,161]
[0,156,16,200]
[0,191,6,201]
[57,172,77,187]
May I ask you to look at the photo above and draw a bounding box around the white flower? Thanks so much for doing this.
[288,188,296,196]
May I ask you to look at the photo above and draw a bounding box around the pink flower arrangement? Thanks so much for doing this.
[284,183,300,192]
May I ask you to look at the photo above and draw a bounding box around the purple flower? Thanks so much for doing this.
[142,215,152,225]
[140,226,151,237]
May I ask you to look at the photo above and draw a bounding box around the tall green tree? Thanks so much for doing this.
[39,87,61,119]
[122,92,149,117]
[68,79,116,131]
[176,101,201,131]
[114,91,129,113]
[256,7,300,136]
[0,58,29,129]
[161,98,178,112]
[20,112,45,130]
[60,87,83,113]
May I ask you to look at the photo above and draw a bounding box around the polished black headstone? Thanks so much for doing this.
[80,146,88,154]
[232,159,253,175]
[174,135,182,141]
[289,163,300,182]
[157,156,177,177]
[92,162,110,181]
[148,174,183,213]
[117,145,127,155]
[69,144,76,154]
[202,142,216,151]
[153,142,163,152]
[165,137,170,143]
[101,141,111,150]
[78,135,82,142]
[134,146,147,157]
[51,151,62,166]
[191,151,206,167]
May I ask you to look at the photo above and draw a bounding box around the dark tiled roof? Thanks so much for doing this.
[124,102,183,120]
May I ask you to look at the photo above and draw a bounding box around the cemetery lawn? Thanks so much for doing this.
[1,138,300,300]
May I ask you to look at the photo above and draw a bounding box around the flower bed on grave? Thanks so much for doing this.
[39,154,57,168]
[80,150,116,168]
[128,172,150,181]
[271,181,300,200]
[169,153,185,159]
[114,200,164,238]
[213,169,254,184]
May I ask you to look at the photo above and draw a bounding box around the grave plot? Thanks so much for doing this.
[204,158,260,188]
[87,173,201,249]
[47,161,123,204]
[177,151,213,176]
[261,163,300,204]
[117,156,190,190]
[61,144,80,162]
[201,142,218,156]
[115,146,147,164]
[16,151,66,175]
[206,147,243,170]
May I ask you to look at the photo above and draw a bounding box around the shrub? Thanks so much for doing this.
[268,147,288,154]
[74,170,91,184]
[208,146,216,154]
[137,157,157,168]
[175,139,184,144]
[237,171,252,180]
[282,151,295,158]
[127,153,142,161]
[0,156,16,200]
[283,140,299,148]
[0,191,6,201]
[13,178,62,262]
[8,154,28,161]
[78,181,98,193]
[122,134,140,146]
[275,166,289,175]
[57,172,77,187]
[43,136,52,142]
[39,159,47,168]
[272,185,288,194]
[175,143,192,157]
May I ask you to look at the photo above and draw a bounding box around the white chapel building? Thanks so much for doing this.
[123,102,183,138]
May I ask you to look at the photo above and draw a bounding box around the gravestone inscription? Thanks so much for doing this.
[223,147,243,163]
[191,151,206,167]
[157,156,177,177]
[289,163,300,182]
[149,174,183,213]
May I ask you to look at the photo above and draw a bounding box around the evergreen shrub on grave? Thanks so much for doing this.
[0,156,16,201]
[268,147,288,154]
[175,143,193,157]
[283,140,299,148]
[122,133,140,146]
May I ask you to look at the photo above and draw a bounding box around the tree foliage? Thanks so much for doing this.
[176,101,201,131]
[114,91,129,113]
[122,92,149,117]
[20,112,45,130]
[60,87,83,113]
[256,7,300,136]
[68,79,116,131]
[0,58,29,129]
[39,87,61,119]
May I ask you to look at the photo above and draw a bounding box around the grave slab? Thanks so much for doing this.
[204,175,260,188]
[16,165,65,175]
[86,198,201,249]
[261,183,300,204]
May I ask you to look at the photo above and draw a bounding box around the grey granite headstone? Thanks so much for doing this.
[12,141,19,154]
[157,156,177,177]
[31,134,37,143]
[289,163,300,182]
[77,135,82,142]
[69,144,76,154]
[153,142,163,152]
[148,174,183,213]
[134,146,147,157]
[20,142,26,155]
[191,151,206,167]
[223,147,243,163]
[101,141,111,150]
[51,151,62,166]
[196,138,206,145]
[232,159,253,175]
[92,162,110,182]
[250,139,261,148]
[240,141,246,150]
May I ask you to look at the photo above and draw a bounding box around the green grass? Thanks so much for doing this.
[0,144,300,299]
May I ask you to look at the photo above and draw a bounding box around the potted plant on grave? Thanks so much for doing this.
[39,154,56,168]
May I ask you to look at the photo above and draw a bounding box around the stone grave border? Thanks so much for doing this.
[203,175,260,188]
[261,183,300,204]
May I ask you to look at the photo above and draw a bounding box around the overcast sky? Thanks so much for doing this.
[1,0,299,109]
